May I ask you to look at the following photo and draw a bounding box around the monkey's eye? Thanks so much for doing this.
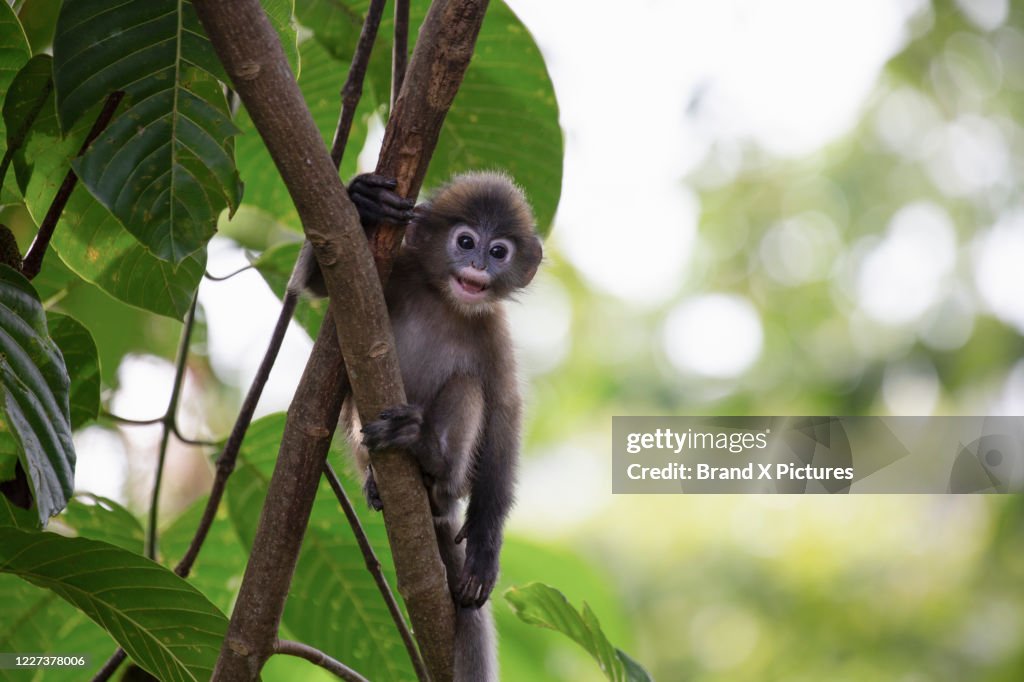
[457,234,475,250]
[489,244,509,260]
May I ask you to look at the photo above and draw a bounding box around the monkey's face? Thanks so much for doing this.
[444,224,518,308]
[410,171,543,314]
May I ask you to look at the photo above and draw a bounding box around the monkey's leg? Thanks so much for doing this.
[361,376,485,513]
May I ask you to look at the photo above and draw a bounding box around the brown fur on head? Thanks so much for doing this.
[406,171,543,310]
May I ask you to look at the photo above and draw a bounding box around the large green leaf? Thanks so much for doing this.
[505,583,654,682]
[58,493,144,553]
[227,413,414,681]
[294,0,562,233]
[0,1,31,202]
[2,54,53,195]
[53,0,241,263]
[0,572,115,682]
[0,528,227,682]
[0,495,142,681]
[47,312,100,429]
[0,265,74,525]
[160,497,248,615]
[20,80,204,320]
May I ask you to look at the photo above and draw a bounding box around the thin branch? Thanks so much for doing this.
[173,291,298,579]
[273,639,369,682]
[392,0,409,110]
[22,91,124,279]
[171,423,217,448]
[330,0,386,168]
[323,462,429,682]
[146,295,199,560]
[90,649,127,682]
[204,264,255,281]
[103,411,164,426]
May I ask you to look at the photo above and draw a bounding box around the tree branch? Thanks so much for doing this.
[193,1,491,679]
[323,462,429,682]
[392,0,410,110]
[330,0,386,168]
[146,294,199,560]
[274,639,369,682]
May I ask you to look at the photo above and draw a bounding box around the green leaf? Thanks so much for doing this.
[2,57,52,175]
[53,0,242,263]
[227,413,414,681]
[47,312,100,429]
[0,1,32,201]
[16,0,62,55]
[58,493,144,553]
[294,0,562,233]
[252,241,327,339]
[0,528,227,681]
[0,491,37,529]
[425,0,562,236]
[0,265,74,525]
[263,0,300,76]
[160,497,248,614]
[505,583,654,682]
[0,572,116,682]
[19,84,205,320]
[2,54,52,196]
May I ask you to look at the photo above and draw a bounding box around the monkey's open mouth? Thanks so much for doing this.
[451,275,490,302]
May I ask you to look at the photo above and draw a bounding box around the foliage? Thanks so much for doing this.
[506,583,654,682]
[0,0,570,678]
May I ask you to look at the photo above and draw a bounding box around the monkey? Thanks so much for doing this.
[289,170,542,682]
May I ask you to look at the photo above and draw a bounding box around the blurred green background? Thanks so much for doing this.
[32,0,1024,680]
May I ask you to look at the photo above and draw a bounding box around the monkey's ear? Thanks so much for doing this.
[520,235,543,286]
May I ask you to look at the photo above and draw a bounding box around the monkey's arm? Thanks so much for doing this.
[454,396,519,608]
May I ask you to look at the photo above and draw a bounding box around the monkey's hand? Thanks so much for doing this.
[361,404,424,452]
[348,174,415,228]
[455,538,499,608]
[362,404,452,483]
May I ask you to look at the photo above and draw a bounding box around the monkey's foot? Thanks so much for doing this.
[363,468,383,511]
[361,404,423,453]
[456,544,499,608]
[349,173,415,226]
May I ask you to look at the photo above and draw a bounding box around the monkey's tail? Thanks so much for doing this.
[454,603,497,682]
[436,516,499,682]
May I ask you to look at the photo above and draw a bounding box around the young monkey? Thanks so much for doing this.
[290,171,542,681]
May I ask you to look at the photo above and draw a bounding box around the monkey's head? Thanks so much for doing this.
[408,171,543,314]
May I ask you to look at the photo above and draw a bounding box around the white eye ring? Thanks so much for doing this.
[451,225,480,251]
[488,239,514,261]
